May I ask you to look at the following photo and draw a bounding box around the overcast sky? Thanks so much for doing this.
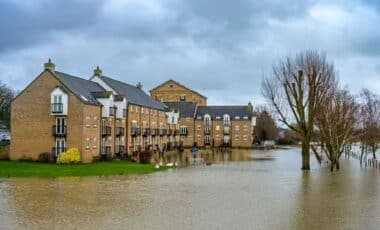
[0,0,379,106]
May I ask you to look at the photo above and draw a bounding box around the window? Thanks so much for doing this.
[180,126,188,135]
[180,94,186,101]
[123,109,127,118]
[93,116,98,127]
[109,107,114,116]
[55,117,66,134]
[197,125,201,130]
[93,137,97,148]
[243,125,248,131]
[223,114,230,125]
[85,116,91,127]
[197,135,201,140]
[235,116,240,120]
[235,135,240,140]
[215,125,220,131]
[55,139,66,155]
[197,116,202,120]
[85,138,90,149]
[243,116,249,120]
[216,116,221,120]
[235,125,240,131]
[243,135,248,141]
[52,95,63,113]
[171,117,175,124]
[169,84,173,88]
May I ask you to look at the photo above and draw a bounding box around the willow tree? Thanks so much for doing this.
[262,51,336,170]
[316,89,358,172]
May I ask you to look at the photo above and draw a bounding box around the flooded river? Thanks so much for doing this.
[0,148,379,230]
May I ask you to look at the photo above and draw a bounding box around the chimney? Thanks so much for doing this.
[136,82,143,90]
[247,101,253,113]
[44,59,55,71]
[93,66,103,77]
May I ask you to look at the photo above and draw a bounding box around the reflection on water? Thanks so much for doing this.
[1,148,380,230]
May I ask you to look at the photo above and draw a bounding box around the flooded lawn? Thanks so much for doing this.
[0,148,379,230]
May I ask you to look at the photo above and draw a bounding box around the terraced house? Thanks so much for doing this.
[151,81,256,148]
[10,60,179,163]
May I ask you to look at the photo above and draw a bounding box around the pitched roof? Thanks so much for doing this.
[54,71,105,105]
[196,106,252,120]
[100,76,166,110]
[164,102,198,117]
[149,79,207,99]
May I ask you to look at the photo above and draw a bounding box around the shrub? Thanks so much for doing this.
[38,152,55,163]
[57,148,81,164]
[139,150,152,164]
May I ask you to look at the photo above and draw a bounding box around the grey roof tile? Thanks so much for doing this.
[164,102,197,117]
[54,71,104,105]
[196,106,252,120]
[101,76,166,110]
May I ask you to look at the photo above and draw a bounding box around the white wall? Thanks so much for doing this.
[166,110,179,124]
[97,95,114,117]
[114,98,127,119]
[50,87,68,115]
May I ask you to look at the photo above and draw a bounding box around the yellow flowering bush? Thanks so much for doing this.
[57,148,81,164]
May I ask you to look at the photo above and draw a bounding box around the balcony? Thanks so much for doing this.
[204,127,211,135]
[52,125,67,137]
[52,147,66,155]
[116,127,125,137]
[115,145,125,154]
[101,146,112,155]
[142,128,150,137]
[223,125,230,135]
[51,103,63,114]
[131,127,141,136]
[167,129,172,136]
[180,130,188,136]
[101,126,112,136]
[151,128,157,136]
[159,129,164,136]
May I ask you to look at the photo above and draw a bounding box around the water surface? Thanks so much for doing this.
[0,148,379,230]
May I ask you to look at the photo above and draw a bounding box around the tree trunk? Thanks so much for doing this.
[373,148,377,160]
[330,158,335,172]
[301,141,311,170]
[335,159,340,171]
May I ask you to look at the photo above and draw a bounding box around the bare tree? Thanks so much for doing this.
[316,89,358,172]
[0,82,15,128]
[262,51,337,170]
[358,89,380,160]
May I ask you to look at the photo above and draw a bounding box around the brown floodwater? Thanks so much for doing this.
[0,148,380,230]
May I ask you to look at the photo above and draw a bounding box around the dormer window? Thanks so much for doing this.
[51,88,68,115]
[223,114,230,125]
[109,107,114,116]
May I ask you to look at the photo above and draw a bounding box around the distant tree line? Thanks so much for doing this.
[0,81,16,129]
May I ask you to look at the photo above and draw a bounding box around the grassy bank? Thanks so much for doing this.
[0,160,170,178]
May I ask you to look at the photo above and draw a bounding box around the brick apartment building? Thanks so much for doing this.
[10,60,179,163]
[10,60,255,163]
[151,80,256,148]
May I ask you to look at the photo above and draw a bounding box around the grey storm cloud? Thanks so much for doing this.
[0,0,379,105]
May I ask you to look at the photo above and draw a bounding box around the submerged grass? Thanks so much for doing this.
[0,160,170,178]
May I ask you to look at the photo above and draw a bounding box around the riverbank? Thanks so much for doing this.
[0,160,170,178]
